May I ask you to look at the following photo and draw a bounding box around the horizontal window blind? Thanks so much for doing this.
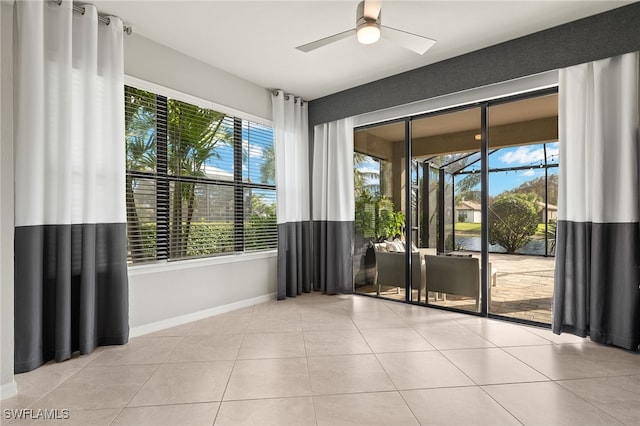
[244,188,277,251]
[126,177,157,262]
[167,98,235,179]
[125,84,276,264]
[243,121,275,185]
[125,86,157,173]
[125,86,158,262]
[168,182,235,259]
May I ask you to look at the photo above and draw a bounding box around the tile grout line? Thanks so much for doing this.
[301,309,321,426]
[108,362,162,425]
[98,333,185,424]
[553,377,633,425]
[476,384,526,426]
[211,305,254,425]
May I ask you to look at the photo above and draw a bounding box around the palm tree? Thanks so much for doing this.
[260,145,275,184]
[354,152,381,198]
[167,99,232,258]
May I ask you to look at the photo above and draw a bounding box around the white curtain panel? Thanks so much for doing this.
[271,90,312,299]
[553,52,640,350]
[14,0,129,373]
[312,118,355,294]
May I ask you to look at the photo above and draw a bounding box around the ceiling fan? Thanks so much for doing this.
[295,0,436,55]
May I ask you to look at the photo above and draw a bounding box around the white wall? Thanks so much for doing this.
[124,34,271,122]
[129,252,277,336]
[0,0,16,400]
[123,33,277,335]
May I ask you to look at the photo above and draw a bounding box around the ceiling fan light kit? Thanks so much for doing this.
[357,23,381,45]
[296,0,436,55]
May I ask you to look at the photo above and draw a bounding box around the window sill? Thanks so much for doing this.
[127,250,277,276]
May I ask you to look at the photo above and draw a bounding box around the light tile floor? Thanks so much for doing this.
[2,293,639,426]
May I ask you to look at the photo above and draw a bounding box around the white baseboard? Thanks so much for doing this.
[129,293,276,338]
[0,380,17,400]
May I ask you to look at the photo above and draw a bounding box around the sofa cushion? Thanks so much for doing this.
[386,241,405,252]
[373,243,388,252]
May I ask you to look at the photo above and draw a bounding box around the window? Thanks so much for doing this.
[125,85,276,263]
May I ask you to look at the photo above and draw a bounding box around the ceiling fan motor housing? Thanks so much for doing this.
[357,0,381,26]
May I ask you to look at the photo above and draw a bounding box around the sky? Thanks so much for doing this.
[206,122,273,185]
[204,122,276,207]
[356,142,559,198]
[487,142,558,196]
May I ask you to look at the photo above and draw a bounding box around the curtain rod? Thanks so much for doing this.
[51,0,133,35]
[272,89,305,106]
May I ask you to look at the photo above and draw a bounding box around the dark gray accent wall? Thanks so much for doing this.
[309,2,640,126]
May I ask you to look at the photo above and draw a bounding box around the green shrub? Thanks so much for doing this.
[245,215,278,251]
[129,218,277,262]
[489,194,538,253]
[186,222,234,257]
[127,222,157,262]
[355,193,404,241]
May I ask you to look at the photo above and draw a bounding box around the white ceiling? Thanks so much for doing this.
[93,0,633,100]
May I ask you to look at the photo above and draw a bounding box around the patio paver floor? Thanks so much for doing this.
[356,253,555,324]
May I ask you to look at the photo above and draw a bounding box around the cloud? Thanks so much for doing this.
[521,169,536,177]
[243,139,264,158]
[499,145,559,165]
[546,145,560,162]
[356,166,379,175]
[500,146,543,164]
[204,165,233,181]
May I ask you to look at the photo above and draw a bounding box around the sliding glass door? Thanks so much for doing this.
[410,107,483,313]
[352,89,558,324]
[353,121,405,300]
[487,93,559,324]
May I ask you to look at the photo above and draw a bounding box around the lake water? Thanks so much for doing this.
[455,235,553,256]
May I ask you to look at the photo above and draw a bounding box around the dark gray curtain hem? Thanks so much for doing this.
[554,325,639,351]
[277,220,355,299]
[78,333,130,354]
[313,220,354,295]
[553,220,640,351]
[553,325,588,338]
[589,329,639,351]
[15,330,130,375]
[14,223,130,374]
[277,221,312,299]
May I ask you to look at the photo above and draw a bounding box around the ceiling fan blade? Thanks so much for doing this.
[363,0,382,20]
[382,25,436,55]
[295,29,356,53]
